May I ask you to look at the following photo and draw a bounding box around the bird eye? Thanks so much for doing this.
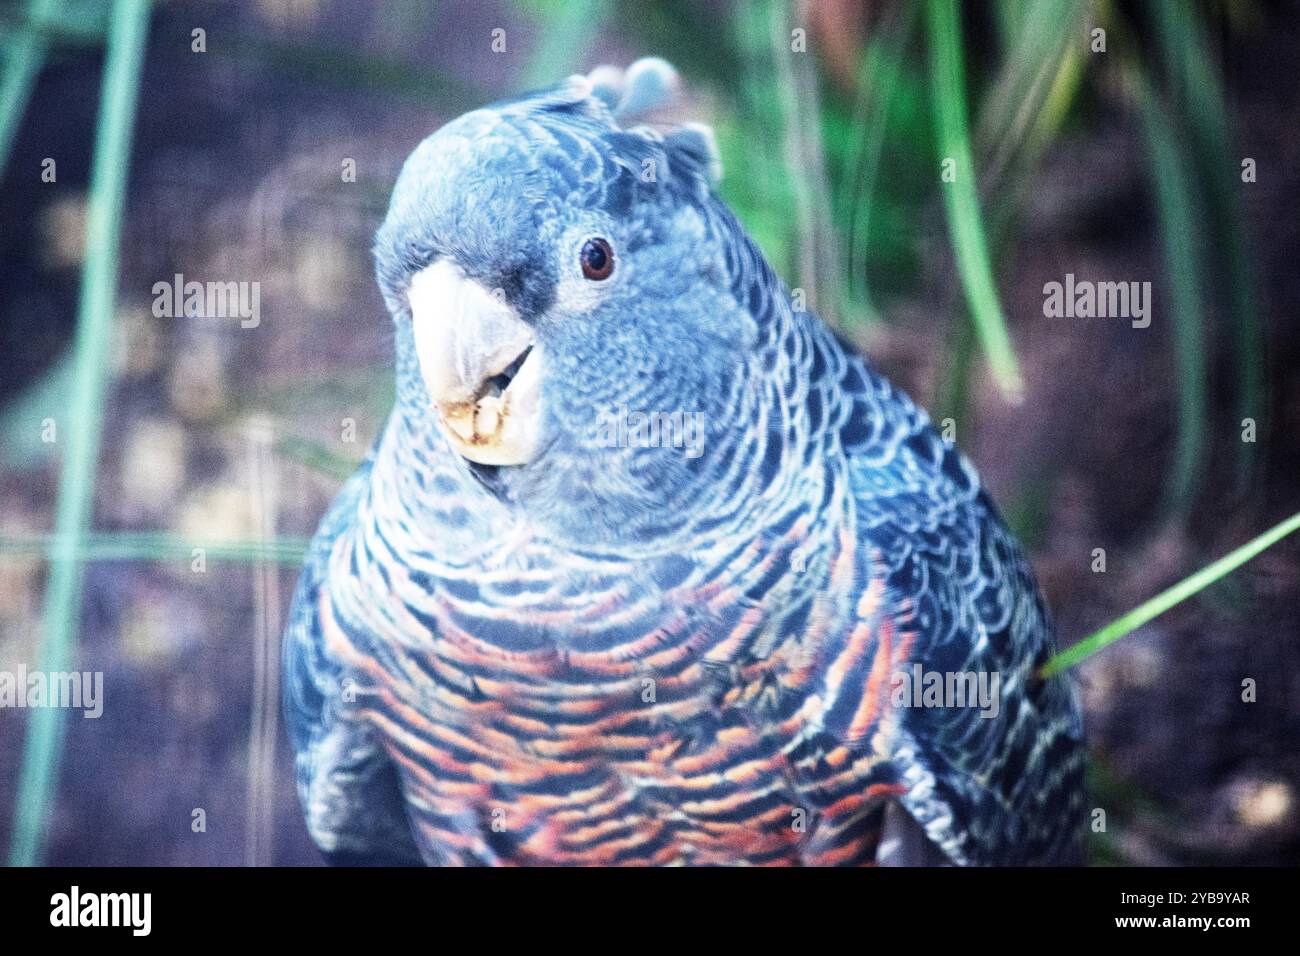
[580,237,614,280]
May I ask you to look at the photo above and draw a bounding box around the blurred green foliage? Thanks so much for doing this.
[4,0,151,868]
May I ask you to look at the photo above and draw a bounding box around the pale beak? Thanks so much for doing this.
[407,259,542,465]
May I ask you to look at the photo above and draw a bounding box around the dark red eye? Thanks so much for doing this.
[580,237,614,280]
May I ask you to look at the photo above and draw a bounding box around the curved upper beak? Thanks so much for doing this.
[408,260,542,465]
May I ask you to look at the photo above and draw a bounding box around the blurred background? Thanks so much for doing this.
[0,0,1297,866]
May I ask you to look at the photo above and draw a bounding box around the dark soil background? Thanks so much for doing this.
[0,0,1297,865]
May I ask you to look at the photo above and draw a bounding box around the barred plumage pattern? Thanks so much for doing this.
[283,71,1084,866]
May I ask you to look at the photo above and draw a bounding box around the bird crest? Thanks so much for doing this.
[567,57,724,187]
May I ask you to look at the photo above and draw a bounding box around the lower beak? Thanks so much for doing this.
[408,260,542,465]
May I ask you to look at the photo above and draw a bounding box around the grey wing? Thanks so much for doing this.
[841,361,1085,865]
[282,464,424,865]
[880,495,1086,866]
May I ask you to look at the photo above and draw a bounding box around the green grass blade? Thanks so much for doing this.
[975,0,1085,189]
[925,0,1023,403]
[1152,0,1264,492]
[1135,72,1207,520]
[0,0,62,177]
[9,0,151,868]
[0,533,309,564]
[1040,511,1300,678]
[836,2,917,322]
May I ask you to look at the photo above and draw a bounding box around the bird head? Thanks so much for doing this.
[374,59,782,541]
